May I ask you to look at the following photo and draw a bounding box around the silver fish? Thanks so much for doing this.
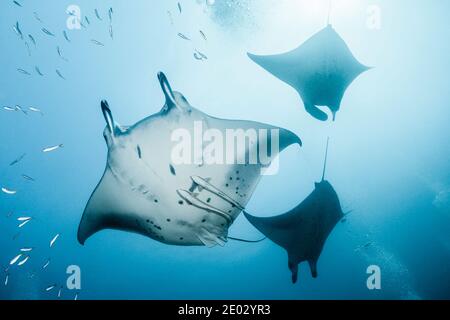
[18,219,31,228]
[4,274,8,286]
[57,46,68,62]
[177,33,190,41]
[34,12,42,23]
[167,11,174,25]
[200,30,207,41]
[29,107,43,115]
[3,106,16,112]
[42,259,50,269]
[42,28,55,36]
[45,285,56,292]
[17,256,29,266]
[56,69,65,80]
[108,8,113,22]
[17,217,31,221]
[91,39,104,46]
[194,50,208,61]
[63,30,70,42]
[95,9,102,20]
[13,22,23,39]
[17,68,31,76]
[2,187,17,195]
[50,234,60,247]
[20,247,33,252]
[25,41,31,56]
[43,144,63,153]
[15,105,28,114]
[28,34,36,46]
[10,254,22,265]
[35,66,44,76]
[10,153,26,166]
[22,174,35,182]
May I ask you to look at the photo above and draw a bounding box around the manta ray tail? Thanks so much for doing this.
[322,137,330,181]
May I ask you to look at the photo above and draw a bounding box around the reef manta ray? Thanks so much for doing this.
[78,72,302,247]
[248,24,370,121]
[244,139,344,283]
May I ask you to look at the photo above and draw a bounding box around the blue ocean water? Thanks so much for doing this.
[0,0,449,300]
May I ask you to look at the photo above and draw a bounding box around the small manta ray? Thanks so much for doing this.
[78,72,302,247]
[248,24,370,121]
[244,138,344,283]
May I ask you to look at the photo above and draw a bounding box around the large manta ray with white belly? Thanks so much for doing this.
[77,72,302,247]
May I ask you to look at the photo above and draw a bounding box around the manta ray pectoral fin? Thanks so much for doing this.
[247,52,290,84]
[78,169,132,245]
[277,127,303,150]
[304,103,329,122]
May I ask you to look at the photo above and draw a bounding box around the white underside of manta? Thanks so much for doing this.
[78,72,302,247]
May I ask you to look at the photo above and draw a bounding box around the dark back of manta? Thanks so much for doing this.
[244,180,343,283]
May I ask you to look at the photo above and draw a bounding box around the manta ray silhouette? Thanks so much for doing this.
[77,72,302,247]
[248,24,370,121]
[244,139,344,283]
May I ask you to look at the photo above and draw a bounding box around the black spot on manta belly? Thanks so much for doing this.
[137,145,142,159]
[169,164,176,176]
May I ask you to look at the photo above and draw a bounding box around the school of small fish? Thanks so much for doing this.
[2,0,214,300]
[168,2,210,63]
[2,0,95,299]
